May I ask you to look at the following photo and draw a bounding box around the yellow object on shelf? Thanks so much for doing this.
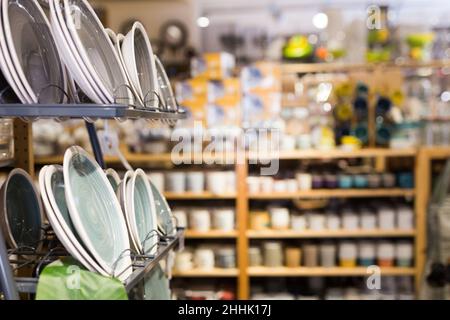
[249,211,271,230]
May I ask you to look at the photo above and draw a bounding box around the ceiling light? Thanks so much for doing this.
[197,16,210,28]
[313,12,328,29]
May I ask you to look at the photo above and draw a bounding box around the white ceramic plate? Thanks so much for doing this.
[49,0,107,103]
[39,165,108,276]
[64,146,132,281]
[116,33,143,107]
[121,22,158,109]
[117,170,140,252]
[2,0,67,104]
[154,55,177,112]
[63,0,130,105]
[0,4,32,103]
[105,168,121,193]
[128,169,158,255]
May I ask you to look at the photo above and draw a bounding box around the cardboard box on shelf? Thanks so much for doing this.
[176,78,208,103]
[208,78,241,103]
[242,92,281,125]
[191,52,236,80]
[241,61,281,94]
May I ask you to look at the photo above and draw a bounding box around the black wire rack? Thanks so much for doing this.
[0,100,186,300]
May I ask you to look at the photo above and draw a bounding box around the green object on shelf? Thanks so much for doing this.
[36,258,128,300]
[144,264,171,300]
[283,35,314,59]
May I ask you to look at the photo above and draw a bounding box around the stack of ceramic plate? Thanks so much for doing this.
[39,146,133,281]
[117,169,159,255]
[0,0,67,104]
[49,0,132,105]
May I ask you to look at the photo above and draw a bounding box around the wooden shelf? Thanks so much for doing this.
[249,189,415,199]
[248,148,417,160]
[185,230,238,239]
[172,268,239,277]
[248,266,416,277]
[420,146,450,160]
[281,60,450,74]
[164,192,236,200]
[35,152,237,165]
[247,229,416,239]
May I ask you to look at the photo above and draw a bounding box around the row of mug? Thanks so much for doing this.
[251,276,414,300]
[172,208,235,232]
[175,246,236,271]
[148,171,236,194]
[250,241,414,268]
[250,205,414,231]
[247,172,414,193]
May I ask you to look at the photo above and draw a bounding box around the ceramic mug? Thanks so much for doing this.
[147,172,165,192]
[326,212,341,230]
[397,206,414,229]
[206,171,225,194]
[378,207,396,230]
[212,208,235,231]
[358,241,376,266]
[247,176,260,194]
[339,242,357,267]
[166,171,186,193]
[270,207,290,230]
[308,212,326,231]
[296,173,312,190]
[194,248,215,269]
[190,209,211,232]
[395,242,413,267]
[291,214,307,231]
[377,242,395,267]
[186,171,205,193]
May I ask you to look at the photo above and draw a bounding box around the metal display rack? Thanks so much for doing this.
[0,103,186,300]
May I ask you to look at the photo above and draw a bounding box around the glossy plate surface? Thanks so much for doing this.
[64,146,132,281]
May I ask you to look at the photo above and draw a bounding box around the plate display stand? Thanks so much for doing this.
[0,103,186,300]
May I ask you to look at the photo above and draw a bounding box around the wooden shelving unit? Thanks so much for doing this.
[247,266,416,277]
[247,229,416,239]
[248,148,417,160]
[185,230,238,239]
[173,268,239,277]
[249,189,414,199]
[164,192,236,200]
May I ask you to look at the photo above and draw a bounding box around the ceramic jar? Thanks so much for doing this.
[339,242,357,267]
[194,248,215,269]
[358,241,376,266]
[190,209,211,232]
[308,212,326,231]
[186,171,205,193]
[320,243,336,267]
[377,242,395,267]
[395,242,413,267]
[263,242,283,267]
[166,172,186,193]
[270,207,290,230]
[378,206,396,230]
[212,208,235,231]
[291,214,307,231]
